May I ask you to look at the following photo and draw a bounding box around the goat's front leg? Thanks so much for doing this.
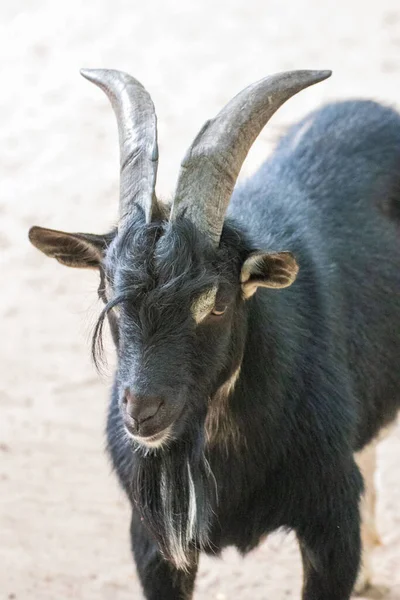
[130,511,198,600]
[354,440,381,593]
[297,464,363,600]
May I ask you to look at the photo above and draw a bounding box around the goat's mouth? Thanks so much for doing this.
[126,424,174,449]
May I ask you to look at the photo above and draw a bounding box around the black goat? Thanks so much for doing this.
[29,69,400,600]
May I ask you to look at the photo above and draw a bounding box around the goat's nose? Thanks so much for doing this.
[123,389,163,426]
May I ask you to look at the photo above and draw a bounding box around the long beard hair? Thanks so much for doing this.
[131,427,217,571]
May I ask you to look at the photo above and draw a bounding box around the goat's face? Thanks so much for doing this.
[98,215,248,449]
[29,211,298,451]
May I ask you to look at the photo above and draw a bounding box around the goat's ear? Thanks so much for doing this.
[28,226,111,269]
[241,251,299,298]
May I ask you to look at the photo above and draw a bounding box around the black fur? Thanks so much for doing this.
[97,100,400,598]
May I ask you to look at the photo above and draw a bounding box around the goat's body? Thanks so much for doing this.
[31,69,400,599]
[106,100,400,599]
[231,99,400,448]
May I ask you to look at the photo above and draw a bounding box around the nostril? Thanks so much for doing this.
[123,388,135,407]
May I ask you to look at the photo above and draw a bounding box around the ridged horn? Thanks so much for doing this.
[171,70,331,245]
[80,68,159,223]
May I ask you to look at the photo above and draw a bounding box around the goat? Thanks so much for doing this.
[29,68,400,600]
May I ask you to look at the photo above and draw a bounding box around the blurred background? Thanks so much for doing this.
[1,1,399,598]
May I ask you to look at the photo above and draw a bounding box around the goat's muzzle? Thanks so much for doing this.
[122,389,173,447]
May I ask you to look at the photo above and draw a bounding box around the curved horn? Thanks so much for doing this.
[171,70,331,245]
[80,68,159,223]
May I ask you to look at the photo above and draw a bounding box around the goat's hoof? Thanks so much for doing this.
[354,582,389,599]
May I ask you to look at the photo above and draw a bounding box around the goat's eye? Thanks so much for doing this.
[211,305,227,316]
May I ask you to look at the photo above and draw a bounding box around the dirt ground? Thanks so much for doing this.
[1,1,400,598]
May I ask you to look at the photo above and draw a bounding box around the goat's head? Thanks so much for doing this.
[29,69,330,451]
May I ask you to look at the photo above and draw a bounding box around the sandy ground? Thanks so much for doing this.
[1,1,400,598]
